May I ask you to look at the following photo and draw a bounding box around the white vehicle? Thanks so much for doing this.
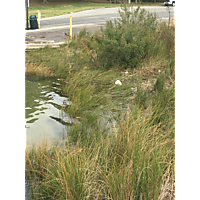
[164,0,175,6]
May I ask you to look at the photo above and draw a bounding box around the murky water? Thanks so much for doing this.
[25,75,72,147]
[25,75,74,199]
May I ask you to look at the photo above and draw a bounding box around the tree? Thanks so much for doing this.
[43,0,48,3]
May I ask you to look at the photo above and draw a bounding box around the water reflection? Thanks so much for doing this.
[25,76,71,147]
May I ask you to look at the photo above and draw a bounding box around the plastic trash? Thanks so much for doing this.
[115,80,122,85]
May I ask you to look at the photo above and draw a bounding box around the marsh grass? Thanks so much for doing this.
[25,74,175,200]
[25,5,175,199]
[26,102,174,199]
[25,65,175,199]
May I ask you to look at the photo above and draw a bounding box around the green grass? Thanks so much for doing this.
[25,5,175,199]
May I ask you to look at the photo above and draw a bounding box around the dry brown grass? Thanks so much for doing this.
[159,164,175,200]
[25,62,54,78]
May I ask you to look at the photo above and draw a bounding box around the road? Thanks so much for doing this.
[40,6,174,29]
[25,6,175,43]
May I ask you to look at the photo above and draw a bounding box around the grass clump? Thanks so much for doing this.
[25,4,175,199]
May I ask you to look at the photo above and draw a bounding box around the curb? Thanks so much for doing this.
[25,23,104,33]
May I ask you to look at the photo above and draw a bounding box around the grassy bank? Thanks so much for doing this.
[27,1,163,18]
[25,5,175,199]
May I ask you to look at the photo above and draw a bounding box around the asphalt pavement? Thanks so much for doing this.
[25,6,175,43]
[25,22,107,43]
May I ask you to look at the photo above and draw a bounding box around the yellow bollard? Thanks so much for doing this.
[38,10,41,29]
[70,14,72,40]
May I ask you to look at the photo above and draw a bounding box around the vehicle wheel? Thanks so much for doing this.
[172,2,175,6]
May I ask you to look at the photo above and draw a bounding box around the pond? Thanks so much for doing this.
[25,75,72,147]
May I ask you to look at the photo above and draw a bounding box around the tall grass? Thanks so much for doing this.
[26,76,175,199]
[26,102,174,199]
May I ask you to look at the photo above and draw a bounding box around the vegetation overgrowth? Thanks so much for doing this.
[25,5,175,199]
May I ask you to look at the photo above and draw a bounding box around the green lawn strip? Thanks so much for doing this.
[26,2,163,19]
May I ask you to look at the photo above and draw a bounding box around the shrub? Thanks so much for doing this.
[69,5,171,70]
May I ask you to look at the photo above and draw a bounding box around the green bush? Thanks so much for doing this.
[68,5,174,71]
[102,6,157,69]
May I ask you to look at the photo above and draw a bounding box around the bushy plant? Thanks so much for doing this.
[69,5,171,70]
[98,6,159,68]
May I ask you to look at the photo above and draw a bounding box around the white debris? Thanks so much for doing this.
[125,71,128,74]
[115,80,122,85]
